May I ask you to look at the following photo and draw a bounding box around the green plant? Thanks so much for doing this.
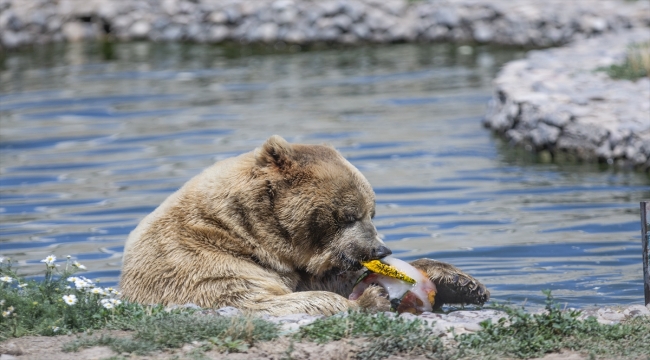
[455,290,650,359]
[0,255,125,339]
[64,313,279,355]
[599,42,650,80]
[296,311,443,359]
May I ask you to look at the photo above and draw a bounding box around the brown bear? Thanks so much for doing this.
[120,135,488,315]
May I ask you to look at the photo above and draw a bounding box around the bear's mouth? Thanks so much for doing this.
[339,254,364,272]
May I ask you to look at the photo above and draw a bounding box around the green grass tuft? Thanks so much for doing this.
[455,290,650,359]
[296,311,443,359]
[599,42,650,80]
[63,314,279,355]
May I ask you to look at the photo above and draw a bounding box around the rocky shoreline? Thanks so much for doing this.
[483,28,650,169]
[1,0,649,50]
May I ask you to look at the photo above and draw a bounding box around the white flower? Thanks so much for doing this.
[0,257,4,262]
[67,276,79,282]
[41,255,57,265]
[90,288,106,295]
[18,283,28,288]
[0,276,12,283]
[102,302,114,309]
[72,261,86,270]
[110,299,122,306]
[7,306,14,312]
[62,294,77,306]
[52,326,60,333]
[2,310,10,317]
[73,278,93,290]
[0,300,4,306]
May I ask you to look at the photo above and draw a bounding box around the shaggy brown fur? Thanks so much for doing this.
[120,135,489,315]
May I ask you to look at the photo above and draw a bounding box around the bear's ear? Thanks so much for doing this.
[255,135,294,169]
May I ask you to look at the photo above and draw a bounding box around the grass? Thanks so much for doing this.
[63,314,279,355]
[599,42,650,80]
[295,311,443,359]
[2,256,650,359]
[455,290,650,359]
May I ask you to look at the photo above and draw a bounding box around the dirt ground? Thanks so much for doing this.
[0,330,615,360]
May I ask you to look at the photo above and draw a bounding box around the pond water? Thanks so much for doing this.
[1,42,648,309]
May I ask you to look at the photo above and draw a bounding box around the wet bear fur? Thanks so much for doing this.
[120,135,489,315]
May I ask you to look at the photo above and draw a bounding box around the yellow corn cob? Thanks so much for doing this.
[361,260,416,284]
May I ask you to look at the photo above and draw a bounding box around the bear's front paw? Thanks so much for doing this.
[410,258,490,310]
[355,285,391,313]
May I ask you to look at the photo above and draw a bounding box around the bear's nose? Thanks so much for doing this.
[373,245,392,259]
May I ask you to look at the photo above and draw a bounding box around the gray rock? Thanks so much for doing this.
[541,111,571,128]
[528,123,561,147]
[62,22,88,42]
[208,11,227,25]
[209,25,229,42]
[130,20,151,39]
[162,25,183,41]
[473,22,494,42]
[434,8,460,28]
[597,308,626,323]
[256,22,278,42]
[351,23,370,39]
[215,306,242,317]
[342,1,365,22]
[224,6,242,24]
[331,14,352,31]
[2,30,22,48]
[595,141,612,159]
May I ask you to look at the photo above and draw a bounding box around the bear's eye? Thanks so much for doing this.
[343,214,357,224]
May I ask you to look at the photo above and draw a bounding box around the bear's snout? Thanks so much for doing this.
[371,245,392,260]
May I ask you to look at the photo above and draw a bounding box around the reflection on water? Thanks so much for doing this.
[1,42,649,308]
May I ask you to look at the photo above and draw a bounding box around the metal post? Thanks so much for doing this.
[641,201,650,306]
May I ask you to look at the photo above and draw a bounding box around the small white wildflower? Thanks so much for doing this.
[0,257,4,262]
[65,285,71,289]
[2,310,10,317]
[62,294,77,306]
[74,279,92,290]
[18,283,28,288]
[90,288,106,295]
[40,255,56,265]
[52,326,60,333]
[104,287,121,296]
[102,302,114,310]
[67,276,79,282]
[0,276,12,283]
[0,299,4,306]
[110,299,122,306]
[7,306,14,312]
[72,261,86,270]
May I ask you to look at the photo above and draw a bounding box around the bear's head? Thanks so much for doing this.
[254,135,391,275]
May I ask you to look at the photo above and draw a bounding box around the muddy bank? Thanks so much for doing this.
[483,28,650,169]
[1,0,649,50]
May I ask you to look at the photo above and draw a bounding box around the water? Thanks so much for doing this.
[1,42,648,308]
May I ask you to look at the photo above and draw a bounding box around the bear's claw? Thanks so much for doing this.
[409,258,490,310]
